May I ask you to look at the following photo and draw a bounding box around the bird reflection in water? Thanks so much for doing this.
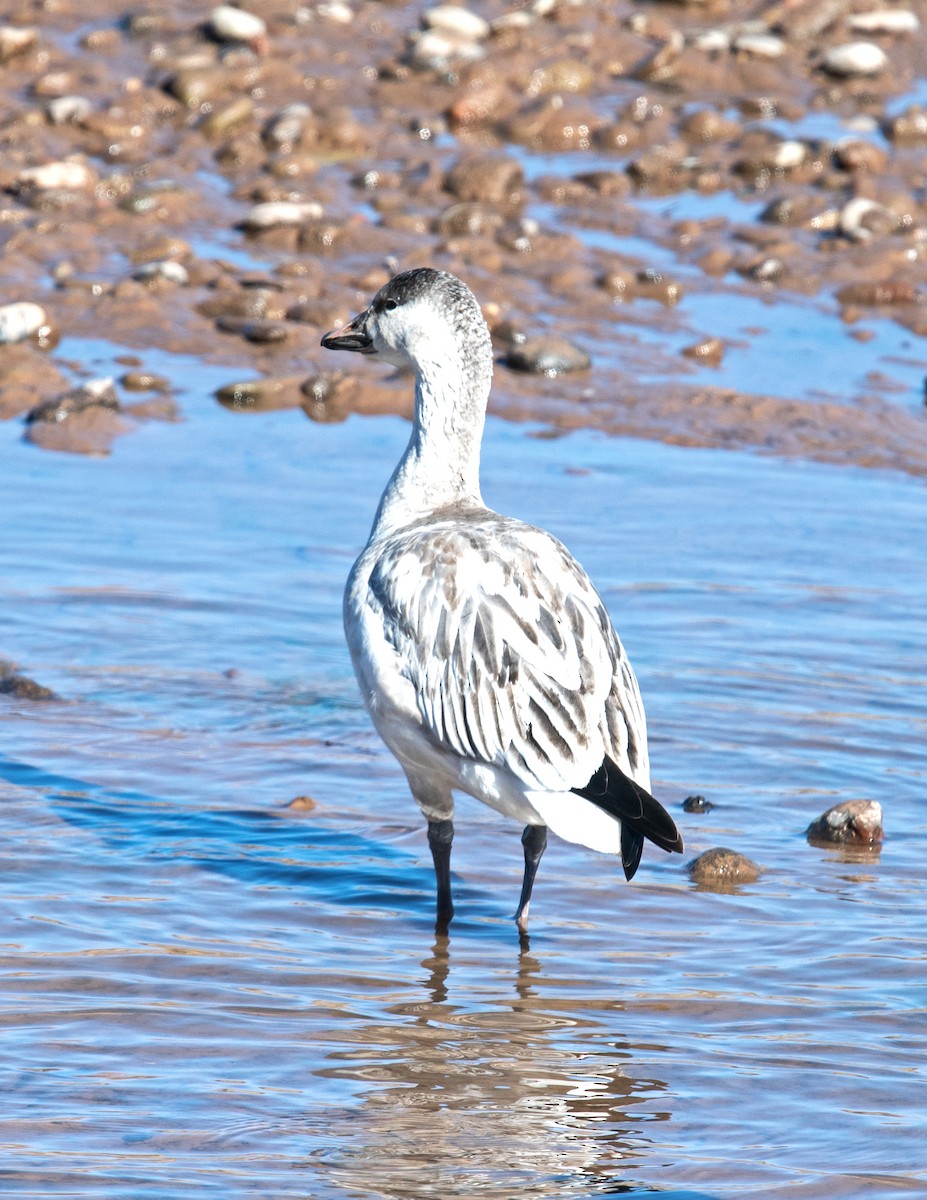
[310,934,672,1198]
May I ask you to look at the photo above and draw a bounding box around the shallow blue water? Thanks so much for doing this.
[1,342,925,1197]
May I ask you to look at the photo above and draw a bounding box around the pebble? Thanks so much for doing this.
[0,25,37,60]
[836,280,926,306]
[682,794,714,813]
[848,9,919,34]
[28,379,119,424]
[682,336,724,365]
[422,4,490,40]
[734,33,786,58]
[883,106,927,142]
[216,377,303,410]
[215,317,290,343]
[300,370,356,423]
[263,103,312,149]
[833,139,888,173]
[444,154,524,206]
[209,5,267,43]
[687,847,761,886]
[0,662,57,701]
[242,200,324,229]
[806,799,883,845]
[409,28,486,68]
[45,95,93,125]
[0,301,49,345]
[771,139,807,170]
[133,260,190,285]
[120,371,170,393]
[504,336,590,376]
[823,41,888,77]
[315,2,353,22]
[838,197,898,241]
[692,29,730,53]
[16,160,96,191]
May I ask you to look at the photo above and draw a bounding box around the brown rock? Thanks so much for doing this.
[444,154,524,206]
[688,847,761,887]
[806,800,883,845]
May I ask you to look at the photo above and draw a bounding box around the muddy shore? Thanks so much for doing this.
[2,0,927,472]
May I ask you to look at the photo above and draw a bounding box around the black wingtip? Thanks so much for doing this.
[574,755,684,875]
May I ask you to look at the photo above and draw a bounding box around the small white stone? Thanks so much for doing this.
[17,160,96,191]
[692,29,731,52]
[0,25,38,59]
[243,200,324,228]
[839,196,897,241]
[0,301,48,344]
[133,260,189,284]
[409,28,485,67]
[209,5,267,43]
[315,1,353,22]
[771,139,807,169]
[490,11,534,31]
[263,102,312,147]
[422,5,490,40]
[45,96,93,125]
[734,32,786,57]
[849,9,919,34]
[823,40,888,76]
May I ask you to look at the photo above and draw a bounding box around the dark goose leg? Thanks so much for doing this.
[427,818,455,931]
[514,824,548,933]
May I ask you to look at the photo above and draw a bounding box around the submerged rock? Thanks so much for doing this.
[688,847,760,887]
[504,336,590,376]
[822,41,888,77]
[682,794,714,813]
[806,800,883,846]
[0,660,57,701]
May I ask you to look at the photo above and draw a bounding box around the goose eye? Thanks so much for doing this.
[383,298,398,311]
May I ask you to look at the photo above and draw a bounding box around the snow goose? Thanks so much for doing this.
[322,268,683,932]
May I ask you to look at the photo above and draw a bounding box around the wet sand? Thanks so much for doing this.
[2,0,927,469]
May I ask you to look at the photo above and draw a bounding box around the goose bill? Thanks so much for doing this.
[321,312,374,354]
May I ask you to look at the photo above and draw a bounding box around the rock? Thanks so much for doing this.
[409,27,485,69]
[300,370,357,422]
[527,58,594,95]
[635,269,683,305]
[883,106,927,143]
[838,197,899,241]
[0,302,50,345]
[215,317,290,343]
[848,9,919,34]
[216,377,303,410]
[687,847,760,886]
[682,794,714,813]
[444,154,524,206]
[734,33,786,58]
[28,378,119,424]
[682,336,724,365]
[208,4,267,43]
[45,95,93,125]
[16,160,96,191]
[436,201,505,237]
[25,380,130,456]
[120,371,170,392]
[504,336,590,376]
[200,96,254,137]
[823,41,888,77]
[0,661,57,701]
[806,800,883,845]
[263,103,312,149]
[422,4,490,41]
[836,280,926,306]
[316,2,353,22]
[833,139,888,172]
[242,200,324,230]
[285,795,318,811]
[770,139,807,170]
[0,25,37,61]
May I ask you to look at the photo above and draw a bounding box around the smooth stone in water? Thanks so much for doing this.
[216,377,303,411]
[504,336,590,376]
[243,200,324,229]
[734,33,786,58]
[682,794,714,813]
[823,41,888,76]
[209,4,267,42]
[688,847,760,885]
[839,196,899,241]
[132,260,190,285]
[422,4,490,40]
[0,302,49,345]
[16,160,96,191]
[45,95,93,125]
[849,9,919,34]
[806,799,883,845]
[0,25,38,60]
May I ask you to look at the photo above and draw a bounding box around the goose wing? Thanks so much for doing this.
[364,514,648,792]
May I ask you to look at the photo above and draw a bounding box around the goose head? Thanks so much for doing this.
[321,268,491,377]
